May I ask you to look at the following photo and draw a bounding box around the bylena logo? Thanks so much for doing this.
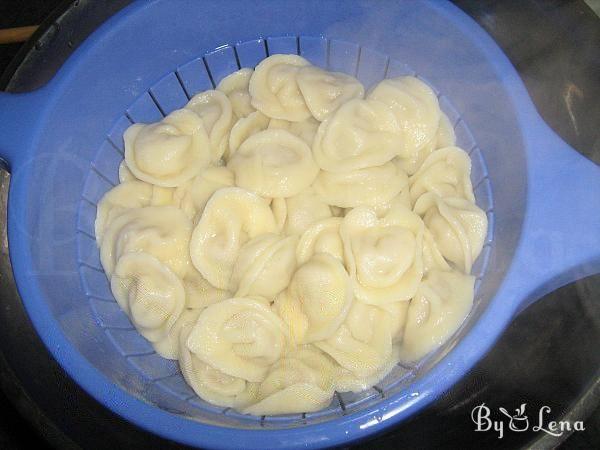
[471,403,585,439]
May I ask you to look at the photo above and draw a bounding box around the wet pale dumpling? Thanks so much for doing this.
[95,54,488,415]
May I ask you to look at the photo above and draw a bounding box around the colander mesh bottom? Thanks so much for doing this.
[76,35,494,428]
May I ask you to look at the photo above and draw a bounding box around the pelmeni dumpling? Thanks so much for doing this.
[227,129,319,198]
[409,147,475,203]
[189,187,278,290]
[436,112,456,148]
[186,90,233,162]
[173,166,235,219]
[230,233,297,299]
[296,217,344,264]
[243,346,336,415]
[118,160,137,182]
[216,68,255,119]
[274,190,333,236]
[275,253,353,344]
[180,323,259,408]
[312,98,403,172]
[341,206,424,304]
[228,111,270,157]
[367,76,440,159]
[313,161,409,209]
[110,252,185,358]
[183,269,231,310]
[124,109,210,187]
[296,65,365,121]
[316,300,395,378]
[186,298,288,382]
[334,346,403,392]
[372,184,412,217]
[399,270,474,362]
[268,117,320,146]
[100,206,192,277]
[414,193,487,273]
[249,54,312,121]
[422,228,452,273]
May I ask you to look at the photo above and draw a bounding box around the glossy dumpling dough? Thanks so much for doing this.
[316,300,395,378]
[409,146,475,203]
[186,90,233,162]
[124,108,210,187]
[243,346,336,415]
[100,206,192,277]
[110,252,185,359]
[276,190,333,236]
[414,193,487,273]
[399,270,474,362]
[296,65,365,121]
[312,98,403,172]
[182,268,231,310]
[230,233,298,299]
[216,68,256,119]
[268,116,320,147]
[341,205,424,304]
[334,346,404,393]
[186,297,288,382]
[179,323,259,408]
[249,54,312,121]
[275,253,353,344]
[296,217,344,264]
[313,160,409,208]
[173,166,235,219]
[368,76,440,160]
[227,129,319,198]
[189,187,278,290]
[228,111,270,158]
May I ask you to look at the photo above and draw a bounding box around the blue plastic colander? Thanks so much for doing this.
[0,1,598,448]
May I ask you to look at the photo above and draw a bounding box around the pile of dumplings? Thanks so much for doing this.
[95,54,488,416]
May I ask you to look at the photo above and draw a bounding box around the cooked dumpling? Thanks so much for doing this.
[100,206,192,277]
[296,217,344,265]
[118,160,137,182]
[243,346,336,415]
[231,233,298,299]
[227,129,319,198]
[179,323,259,408]
[313,160,409,208]
[268,116,320,146]
[173,166,235,219]
[367,76,440,160]
[275,253,353,344]
[296,65,364,121]
[341,205,424,304]
[182,268,231,310]
[409,146,475,203]
[227,111,270,158]
[249,54,312,121]
[189,187,278,290]
[186,90,233,162]
[186,297,288,382]
[124,109,210,187]
[274,190,333,236]
[414,193,487,273]
[216,68,255,119]
[110,252,185,359]
[334,346,403,392]
[399,270,474,362]
[312,98,403,173]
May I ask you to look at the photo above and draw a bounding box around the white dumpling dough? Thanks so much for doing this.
[268,116,320,147]
[249,54,312,121]
[341,205,424,304]
[189,187,278,290]
[100,206,192,277]
[227,111,270,158]
[275,253,353,344]
[110,252,185,358]
[231,233,297,299]
[186,90,233,162]
[216,68,256,119]
[296,65,365,121]
[227,129,319,198]
[173,166,235,219]
[313,160,409,208]
[334,346,403,392]
[124,108,210,187]
[312,98,403,172]
[409,146,475,203]
[182,268,231,310]
[118,160,137,182]
[186,297,288,382]
[276,190,333,236]
[414,193,487,273]
[296,217,344,265]
[399,270,474,362]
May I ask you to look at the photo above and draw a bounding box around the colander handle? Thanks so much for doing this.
[505,117,600,314]
[0,89,46,172]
